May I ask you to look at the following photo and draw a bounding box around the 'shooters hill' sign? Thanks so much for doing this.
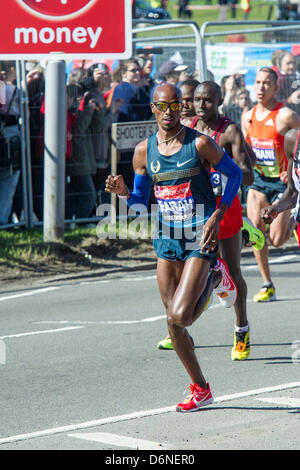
[0,0,132,59]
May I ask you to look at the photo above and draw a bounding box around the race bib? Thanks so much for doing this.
[210,170,223,197]
[250,137,276,167]
[294,152,300,180]
[154,182,195,222]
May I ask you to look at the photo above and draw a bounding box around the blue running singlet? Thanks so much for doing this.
[147,127,217,262]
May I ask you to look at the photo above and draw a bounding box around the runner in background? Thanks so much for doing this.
[158,80,259,360]
[242,67,300,302]
[261,127,300,247]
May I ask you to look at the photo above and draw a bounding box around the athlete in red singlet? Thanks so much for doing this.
[192,81,255,360]
[242,67,300,302]
[158,80,256,360]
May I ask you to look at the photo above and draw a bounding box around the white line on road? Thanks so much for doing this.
[31,291,300,327]
[0,326,84,340]
[0,382,299,446]
[244,254,298,270]
[34,315,167,326]
[0,287,60,302]
[69,431,175,450]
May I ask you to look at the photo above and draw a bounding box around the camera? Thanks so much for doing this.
[234,76,242,87]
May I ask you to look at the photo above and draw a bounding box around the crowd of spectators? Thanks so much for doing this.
[1,47,300,227]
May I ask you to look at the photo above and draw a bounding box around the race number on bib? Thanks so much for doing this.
[210,170,223,197]
[154,182,195,222]
[250,137,276,167]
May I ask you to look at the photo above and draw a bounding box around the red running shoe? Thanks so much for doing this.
[213,258,237,308]
[176,383,213,412]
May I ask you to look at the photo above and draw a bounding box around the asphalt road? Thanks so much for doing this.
[0,249,299,452]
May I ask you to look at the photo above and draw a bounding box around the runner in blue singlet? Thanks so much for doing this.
[105,84,242,413]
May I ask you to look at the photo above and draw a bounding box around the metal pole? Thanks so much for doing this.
[43,60,66,242]
[16,61,29,228]
[111,123,118,225]
[21,60,34,228]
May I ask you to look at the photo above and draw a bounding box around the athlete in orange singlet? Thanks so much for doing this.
[242,67,300,302]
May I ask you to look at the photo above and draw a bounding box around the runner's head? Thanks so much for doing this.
[254,67,278,105]
[193,81,222,122]
[151,84,183,131]
[179,79,200,119]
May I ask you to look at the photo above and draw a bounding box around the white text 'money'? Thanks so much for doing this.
[14,26,102,49]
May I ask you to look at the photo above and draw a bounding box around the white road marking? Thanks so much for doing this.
[69,431,174,450]
[32,291,300,327]
[0,382,299,446]
[0,287,60,302]
[244,254,298,270]
[0,326,84,340]
[34,315,167,326]
[256,397,300,407]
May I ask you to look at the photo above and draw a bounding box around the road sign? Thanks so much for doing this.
[0,0,132,59]
[111,121,158,151]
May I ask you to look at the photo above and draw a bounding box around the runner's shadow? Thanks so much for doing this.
[204,405,300,413]
[194,342,292,350]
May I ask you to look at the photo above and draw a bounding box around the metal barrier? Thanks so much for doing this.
[0,20,207,232]
[200,20,300,123]
[132,19,208,81]
[0,60,33,230]
[2,20,300,232]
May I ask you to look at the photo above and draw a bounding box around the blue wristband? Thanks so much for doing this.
[214,152,243,207]
[127,172,151,208]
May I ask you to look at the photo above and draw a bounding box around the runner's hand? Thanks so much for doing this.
[200,218,219,253]
[105,175,127,196]
[261,205,279,224]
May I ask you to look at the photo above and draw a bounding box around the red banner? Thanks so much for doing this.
[0,0,132,59]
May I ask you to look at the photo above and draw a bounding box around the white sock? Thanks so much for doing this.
[235,324,249,333]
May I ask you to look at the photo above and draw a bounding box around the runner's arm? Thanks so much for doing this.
[261,129,298,222]
[197,135,243,209]
[196,135,243,252]
[241,109,252,140]
[226,123,255,185]
[105,140,151,208]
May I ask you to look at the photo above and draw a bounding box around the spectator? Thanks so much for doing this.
[81,63,122,198]
[27,68,45,221]
[65,83,103,221]
[279,51,297,77]
[220,67,247,111]
[230,0,238,18]
[270,49,287,77]
[178,0,192,18]
[67,67,87,86]
[218,0,228,21]
[83,63,113,168]
[87,63,112,94]
[277,51,300,110]
[137,54,155,104]
[222,87,253,125]
[112,58,151,122]
[104,65,122,109]
[241,0,251,19]
[0,67,21,225]
[158,60,188,86]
